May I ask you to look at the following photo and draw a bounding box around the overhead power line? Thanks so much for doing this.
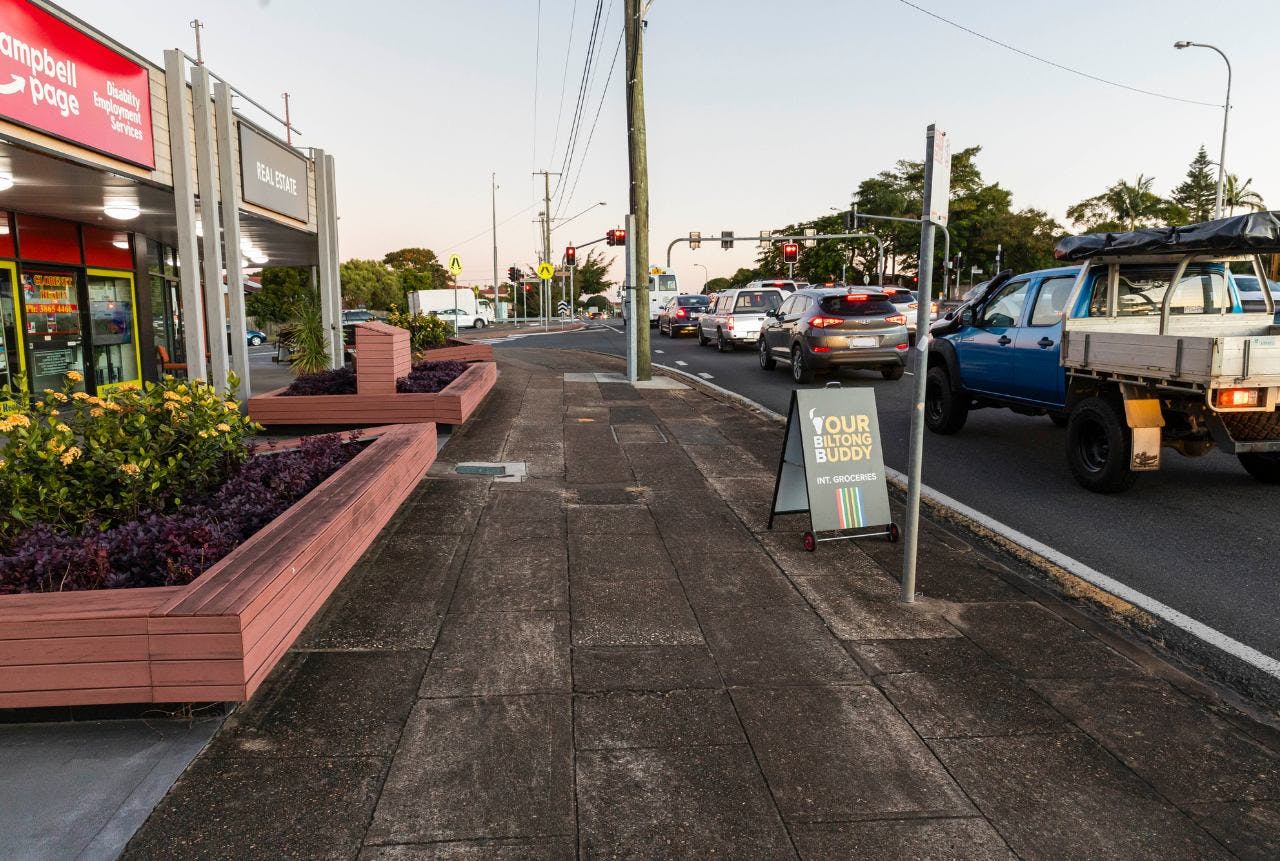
[894,0,1222,108]
[547,0,580,163]
[441,202,537,253]
[561,30,624,215]
[552,0,608,216]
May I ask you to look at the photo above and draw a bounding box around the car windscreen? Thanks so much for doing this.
[678,295,709,308]
[733,290,781,311]
[1234,276,1260,293]
[818,294,898,316]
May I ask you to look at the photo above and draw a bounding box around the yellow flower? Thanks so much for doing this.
[163,391,181,402]
[48,439,65,453]
[198,430,209,439]
[60,446,81,465]
[55,423,71,434]
[119,382,140,392]
[104,402,123,412]
[177,384,189,394]
[50,392,68,403]
[35,401,44,409]
[216,422,231,433]
[119,463,141,477]
[224,400,239,411]
[72,392,90,401]
[5,414,30,429]
[65,370,83,382]
[163,401,180,412]
[90,407,105,418]
[0,458,6,469]
[43,389,55,396]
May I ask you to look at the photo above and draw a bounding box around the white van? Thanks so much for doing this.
[622,270,679,325]
[698,285,787,351]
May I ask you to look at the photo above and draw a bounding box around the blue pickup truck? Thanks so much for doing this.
[925,215,1280,493]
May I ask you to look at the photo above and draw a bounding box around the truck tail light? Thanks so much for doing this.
[1216,388,1261,408]
[726,316,734,330]
[810,316,845,328]
[885,314,907,326]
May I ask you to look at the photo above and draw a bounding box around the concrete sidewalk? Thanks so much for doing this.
[123,348,1280,859]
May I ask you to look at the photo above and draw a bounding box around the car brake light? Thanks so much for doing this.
[885,314,907,325]
[726,316,734,330]
[811,316,845,328]
[811,346,830,353]
[895,343,909,351]
[908,302,919,310]
[676,308,687,318]
[1216,388,1261,408]
[843,293,869,302]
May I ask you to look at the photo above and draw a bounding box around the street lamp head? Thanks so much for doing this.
[1174,40,1192,49]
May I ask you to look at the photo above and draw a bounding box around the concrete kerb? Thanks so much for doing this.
[622,355,1280,713]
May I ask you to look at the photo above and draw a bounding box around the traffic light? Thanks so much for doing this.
[507,266,520,283]
[720,230,734,250]
[689,231,701,250]
[565,246,577,267]
[781,242,799,264]
[606,228,626,246]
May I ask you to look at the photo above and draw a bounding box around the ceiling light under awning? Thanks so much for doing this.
[103,201,141,220]
[0,173,12,192]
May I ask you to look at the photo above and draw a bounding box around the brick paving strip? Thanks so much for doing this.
[123,349,1280,860]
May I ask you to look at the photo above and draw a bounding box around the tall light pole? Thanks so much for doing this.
[692,263,708,292]
[491,173,500,320]
[1175,41,1231,219]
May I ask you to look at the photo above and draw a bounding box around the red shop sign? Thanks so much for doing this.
[0,0,154,168]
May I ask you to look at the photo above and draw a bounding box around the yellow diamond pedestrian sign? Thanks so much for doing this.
[447,253,463,277]
[536,261,555,280]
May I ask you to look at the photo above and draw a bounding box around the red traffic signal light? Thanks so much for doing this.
[781,242,799,263]
[606,228,626,246]
[565,246,577,266]
[507,266,520,282]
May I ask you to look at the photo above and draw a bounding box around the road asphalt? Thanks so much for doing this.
[498,322,1280,670]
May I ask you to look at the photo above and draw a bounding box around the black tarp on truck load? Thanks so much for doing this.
[1055,211,1280,261]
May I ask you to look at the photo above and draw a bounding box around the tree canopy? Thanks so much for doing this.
[245,266,313,324]
[383,247,451,293]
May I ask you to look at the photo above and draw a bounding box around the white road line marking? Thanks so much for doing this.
[654,349,665,354]
[651,360,1280,682]
[674,360,688,366]
[698,372,714,379]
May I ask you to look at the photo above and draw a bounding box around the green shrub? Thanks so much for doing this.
[386,305,450,353]
[0,371,259,543]
[288,301,331,376]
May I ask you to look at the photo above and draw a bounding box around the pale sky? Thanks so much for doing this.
[59,0,1280,293]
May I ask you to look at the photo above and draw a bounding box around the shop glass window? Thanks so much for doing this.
[87,273,139,389]
[0,266,18,391]
[83,226,134,269]
[0,212,14,258]
[15,215,81,265]
[22,268,86,394]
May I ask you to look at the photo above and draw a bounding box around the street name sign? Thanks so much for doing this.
[769,387,895,546]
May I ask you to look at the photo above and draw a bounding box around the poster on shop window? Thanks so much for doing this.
[768,388,891,534]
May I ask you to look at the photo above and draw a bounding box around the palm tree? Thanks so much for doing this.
[1223,174,1265,216]
[1068,175,1167,232]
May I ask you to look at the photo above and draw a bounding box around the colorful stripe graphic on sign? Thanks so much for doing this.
[835,486,865,529]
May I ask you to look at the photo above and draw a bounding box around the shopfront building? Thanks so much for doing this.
[0,0,342,399]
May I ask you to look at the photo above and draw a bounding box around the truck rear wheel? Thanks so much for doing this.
[1067,396,1138,493]
[925,366,968,434]
[1238,453,1280,484]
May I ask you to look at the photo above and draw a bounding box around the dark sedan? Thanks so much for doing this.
[758,288,909,383]
[657,294,711,337]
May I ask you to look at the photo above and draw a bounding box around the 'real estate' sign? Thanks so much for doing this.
[0,0,154,168]
[770,387,892,535]
[239,121,309,222]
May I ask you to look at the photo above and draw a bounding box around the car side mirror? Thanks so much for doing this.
[959,306,976,326]
[765,309,778,318]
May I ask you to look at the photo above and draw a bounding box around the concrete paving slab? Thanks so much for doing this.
[845,637,1003,676]
[1031,676,1280,805]
[675,552,806,608]
[878,671,1072,739]
[0,717,222,861]
[569,534,677,581]
[212,650,427,757]
[572,646,723,692]
[360,837,576,859]
[792,575,962,640]
[574,689,745,749]
[733,685,973,824]
[451,554,569,612]
[1189,801,1280,860]
[368,695,573,845]
[570,578,704,647]
[419,611,570,696]
[575,745,791,851]
[947,602,1143,679]
[121,754,385,860]
[699,604,867,687]
[931,733,1231,859]
[790,817,1015,860]
[484,489,565,520]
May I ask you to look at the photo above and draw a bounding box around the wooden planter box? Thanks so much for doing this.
[0,423,436,709]
[419,341,495,363]
[246,361,497,427]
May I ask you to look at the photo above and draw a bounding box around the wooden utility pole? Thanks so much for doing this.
[624,0,651,380]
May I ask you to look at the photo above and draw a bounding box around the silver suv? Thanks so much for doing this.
[698,286,787,352]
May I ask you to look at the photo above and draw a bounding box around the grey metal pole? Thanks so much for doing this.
[1175,41,1231,218]
[994,243,1002,275]
[901,220,935,604]
[189,64,229,391]
[213,80,251,397]
[491,173,499,322]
